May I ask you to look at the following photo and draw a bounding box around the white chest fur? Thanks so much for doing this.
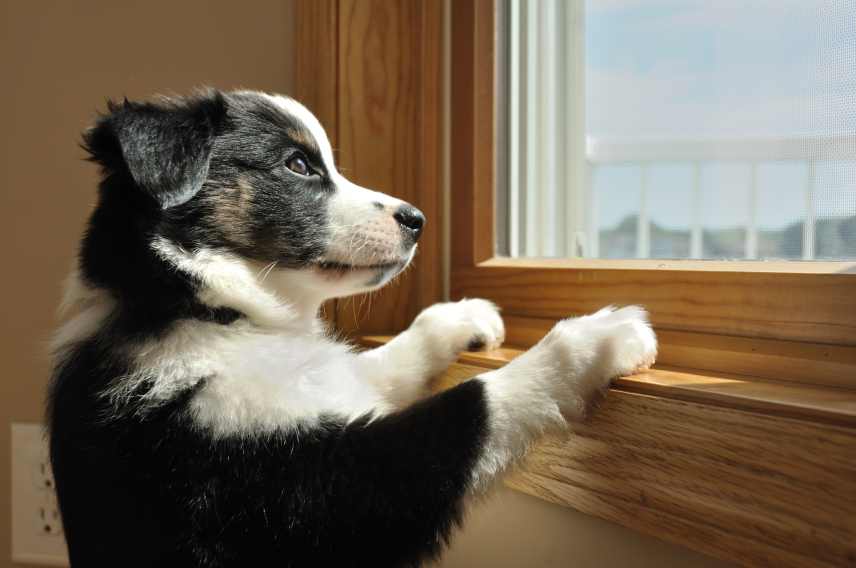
[116,320,389,436]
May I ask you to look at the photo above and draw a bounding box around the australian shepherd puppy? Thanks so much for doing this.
[48,89,657,567]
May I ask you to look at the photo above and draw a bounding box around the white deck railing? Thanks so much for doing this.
[501,0,856,260]
[582,135,856,260]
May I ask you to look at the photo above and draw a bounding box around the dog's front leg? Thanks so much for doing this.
[357,299,504,408]
[469,306,657,491]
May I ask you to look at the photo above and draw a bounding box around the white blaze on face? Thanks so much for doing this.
[324,176,406,267]
[263,93,409,269]
[263,94,337,170]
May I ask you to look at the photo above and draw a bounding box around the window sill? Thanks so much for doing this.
[360,335,856,567]
[362,336,856,428]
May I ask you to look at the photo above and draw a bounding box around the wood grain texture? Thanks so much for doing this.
[450,0,496,267]
[654,329,856,390]
[452,263,856,346]
[619,366,856,428]
[427,359,856,568]
[447,0,856,348]
[294,0,338,128]
[333,0,445,335]
[505,394,856,568]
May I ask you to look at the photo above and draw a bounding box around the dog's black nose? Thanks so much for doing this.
[394,205,425,240]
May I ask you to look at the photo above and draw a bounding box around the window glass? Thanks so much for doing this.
[497,0,856,260]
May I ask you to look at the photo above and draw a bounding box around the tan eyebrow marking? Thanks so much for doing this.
[285,126,323,163]
[207,176,255,248]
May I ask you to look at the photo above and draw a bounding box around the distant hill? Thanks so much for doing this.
[598,214,856,260]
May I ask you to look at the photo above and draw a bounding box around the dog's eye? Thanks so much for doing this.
[285,154,311,176]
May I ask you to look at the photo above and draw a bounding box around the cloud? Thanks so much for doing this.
[583,0,856,138]
[586,66,853,138]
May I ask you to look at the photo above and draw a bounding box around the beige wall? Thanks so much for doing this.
[1,2,728,567]
[0,1,294,566]
[439,487,731,568]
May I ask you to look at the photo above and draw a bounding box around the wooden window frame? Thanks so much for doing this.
[450,0,856,383]
[299,1,856,565]
[295,0,445,335]
[444,5,856,562]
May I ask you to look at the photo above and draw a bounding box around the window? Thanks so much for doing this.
[297,3,856,563]
[451,0,856,354]
[496,0,856,261]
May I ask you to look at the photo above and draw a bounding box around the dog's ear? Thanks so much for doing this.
[83,91,227,209]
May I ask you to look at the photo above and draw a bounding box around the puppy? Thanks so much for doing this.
[49,89,657,567]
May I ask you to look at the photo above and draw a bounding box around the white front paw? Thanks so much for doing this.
[529,305,657,417]
[549,305,656,378]
[412,298,505,354]
[598,306,658,377]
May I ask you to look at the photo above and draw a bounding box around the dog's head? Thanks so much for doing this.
[82,90,423,303]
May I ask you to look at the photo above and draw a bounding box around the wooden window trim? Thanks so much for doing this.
[361,336,856,429]
[361,335,856,567]
[299,1,856,565]
[295,0,445,335]
[450,0,856,356]
[443,1,856,565]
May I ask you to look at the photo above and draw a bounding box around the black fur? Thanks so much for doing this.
[50,334,488,568]
[83,94,227,209]
[50,90,491,567]
[77,91,335,336]
[196,92,333,265]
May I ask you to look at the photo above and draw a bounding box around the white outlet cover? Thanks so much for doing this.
[11,422,69,566]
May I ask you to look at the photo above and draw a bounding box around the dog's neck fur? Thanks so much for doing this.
[149,236,326,332]
[78,178,326,340]
[61,231,327,363]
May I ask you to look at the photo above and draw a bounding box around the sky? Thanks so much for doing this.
[586,0,856,139]
[585,0,856,231]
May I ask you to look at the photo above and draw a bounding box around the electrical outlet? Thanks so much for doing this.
[11,423,69,566]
